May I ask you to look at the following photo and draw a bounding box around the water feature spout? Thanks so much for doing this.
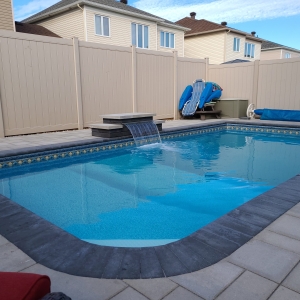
[125,121,161,146]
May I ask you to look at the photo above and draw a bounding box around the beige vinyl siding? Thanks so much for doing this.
[157,26,184,57]
[227,34,261,62]
[261,49,300,60]
[184,32,225,64]
[244,38,261,60]
[260,49,282,60]
[85,6,156,50]
[225,33,245,62]
[283,50,300,58]
[36,9,85,40]
[0,0,14,31]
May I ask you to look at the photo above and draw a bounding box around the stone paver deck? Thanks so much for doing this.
[1,119,300,299]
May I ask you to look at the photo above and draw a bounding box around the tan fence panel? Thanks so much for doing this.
[136,49,174,119]
[0,30,78,136]
[177,57,206,104]
[208,62,255,103]
[257,58,300,109]
[79,41,133,125]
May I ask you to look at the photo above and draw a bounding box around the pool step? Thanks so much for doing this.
[88,113,165,138]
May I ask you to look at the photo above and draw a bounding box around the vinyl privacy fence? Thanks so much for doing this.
[1,29,299,137]
[0,30,206,137]
[208,57,300,110]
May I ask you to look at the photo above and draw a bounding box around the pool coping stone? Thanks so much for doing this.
[1,119,300,160]
[0,176,299,279]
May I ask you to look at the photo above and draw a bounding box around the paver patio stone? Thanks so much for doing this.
[163,287,204,300]
[0,243,35,272]
[254,230,300,254]
[227,239,300,283]
[269,286,300,300]
[110,287,148,300]
[216,270,277,300]
[123,278,177,300]
[0,235,9,246]
[21,263,128,300]
[268,215,300,241]
[282,262,300,294]
[287,203,300,219]
[170,261,243,300]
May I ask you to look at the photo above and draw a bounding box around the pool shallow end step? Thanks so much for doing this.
[89,113,165,138]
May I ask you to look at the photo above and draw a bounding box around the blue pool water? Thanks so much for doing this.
[1,131,300,246]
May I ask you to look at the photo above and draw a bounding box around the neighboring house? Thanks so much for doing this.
[23,0,189,57]
[175,13,263,64]
[261,40,300,60]
[0,0,15,31]
[15,22,61,38]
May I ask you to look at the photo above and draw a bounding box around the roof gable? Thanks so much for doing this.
[175,18,225,35]
[22,0,184,30]
[261,40,300,53]
[175,17,262,42]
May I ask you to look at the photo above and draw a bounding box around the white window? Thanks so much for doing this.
[285,52,291,58]
[131,23,149,48]
[244,42,255,58]
[95,15,110,37]
[233,37,240,52]
[160,31,175,48]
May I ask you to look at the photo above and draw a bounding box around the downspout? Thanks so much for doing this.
[77,4,88,42]
[224,30,230,63]
[156,23,158,50]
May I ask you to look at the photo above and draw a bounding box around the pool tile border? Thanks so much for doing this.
[0,123,300,169]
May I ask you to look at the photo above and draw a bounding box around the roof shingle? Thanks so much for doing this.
[175,17,262,41]
[261,40,300,53]
[175,17,225,35]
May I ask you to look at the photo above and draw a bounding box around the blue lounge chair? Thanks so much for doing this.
[181,79,206,116]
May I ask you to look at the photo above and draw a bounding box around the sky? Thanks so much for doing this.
[13,0,300,49]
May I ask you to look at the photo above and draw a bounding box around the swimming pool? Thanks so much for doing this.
[1,124,300,247]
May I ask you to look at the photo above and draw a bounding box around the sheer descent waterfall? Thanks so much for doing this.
[125,121,161,146]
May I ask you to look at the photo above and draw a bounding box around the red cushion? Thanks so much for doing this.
[0,272,51,300]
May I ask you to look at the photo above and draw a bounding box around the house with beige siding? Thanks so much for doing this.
[261,40,300,60]
[0,0,15,31]
[23,0,189,57]
[176,13,263,64]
